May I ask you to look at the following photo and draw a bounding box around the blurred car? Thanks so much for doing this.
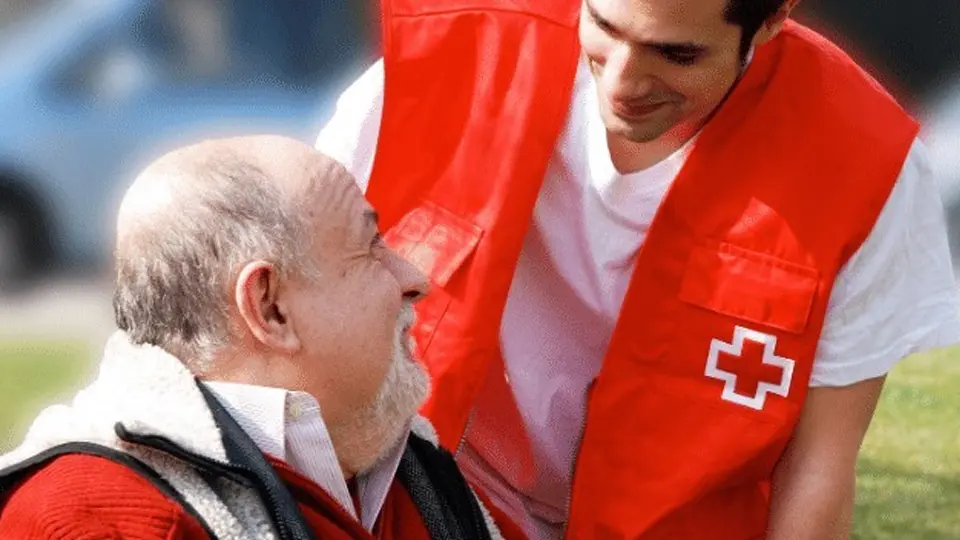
[0,0,373,289]
[921,76,960,271]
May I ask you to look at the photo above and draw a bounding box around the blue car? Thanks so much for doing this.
[0,0,374,289]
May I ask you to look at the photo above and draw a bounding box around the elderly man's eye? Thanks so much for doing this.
[596,19,617,36]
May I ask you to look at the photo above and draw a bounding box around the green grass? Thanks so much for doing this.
[0,341,957,537]
[0,340,95,451]
[853,346,960,539]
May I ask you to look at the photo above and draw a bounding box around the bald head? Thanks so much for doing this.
[116,135,349,249]
[113,134,354,372]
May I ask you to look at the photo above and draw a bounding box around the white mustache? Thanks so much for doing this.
[396,302,416,335]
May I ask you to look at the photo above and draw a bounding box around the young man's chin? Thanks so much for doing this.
[608,121,670,144]
[600,108,670,144]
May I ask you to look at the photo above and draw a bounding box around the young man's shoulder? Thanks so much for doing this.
[0,454,209,539]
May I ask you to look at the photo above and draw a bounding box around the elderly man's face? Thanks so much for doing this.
[283,164,430,470]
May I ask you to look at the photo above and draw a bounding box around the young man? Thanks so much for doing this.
[0,136,501,540]
[315,0,960,538]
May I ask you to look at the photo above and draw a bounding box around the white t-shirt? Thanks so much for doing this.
[316,57,960,540]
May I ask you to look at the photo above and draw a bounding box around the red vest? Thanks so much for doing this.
[369,1,918,537]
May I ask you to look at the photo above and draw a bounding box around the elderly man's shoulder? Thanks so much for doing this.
[0,454,209,539]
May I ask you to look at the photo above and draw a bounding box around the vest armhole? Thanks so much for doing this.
[0,442,216,538]
[400,433,494,540]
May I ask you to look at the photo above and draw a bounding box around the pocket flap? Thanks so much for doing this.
[678,243,820,334]
[384,200,483,287]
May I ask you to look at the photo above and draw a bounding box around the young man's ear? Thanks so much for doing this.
[751,0,802,47]
[234,261,300,353]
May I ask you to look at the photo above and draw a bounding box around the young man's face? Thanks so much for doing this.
[579,0,750,143]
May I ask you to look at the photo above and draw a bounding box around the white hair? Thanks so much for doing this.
[112,153,313,374]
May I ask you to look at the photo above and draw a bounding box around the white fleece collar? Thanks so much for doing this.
[0,330,227,469]
[0,331,447,470]
[0,331,501,540]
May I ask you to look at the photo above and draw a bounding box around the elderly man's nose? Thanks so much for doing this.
[390,251,430,301]
[403,269,430,303]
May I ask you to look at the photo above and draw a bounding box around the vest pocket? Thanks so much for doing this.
[678,242,819,334]
[663,241,821,423]
[384,200,483,356]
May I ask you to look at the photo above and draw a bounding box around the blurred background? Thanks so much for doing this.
[0,1,957,538]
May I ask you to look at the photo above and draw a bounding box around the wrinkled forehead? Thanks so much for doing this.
[299,158,375,235]
[297,156,360,204]
[258,146,354,217]
[584,0,735,40]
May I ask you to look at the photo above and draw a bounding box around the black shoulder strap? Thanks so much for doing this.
[397,434,494,540]
[0,442,217,538]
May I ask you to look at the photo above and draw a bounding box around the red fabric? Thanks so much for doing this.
[370,0,583,446]
[0,454,431,540]
[472,486,529,540]
[347,476,363,517]
[369,1,918,538]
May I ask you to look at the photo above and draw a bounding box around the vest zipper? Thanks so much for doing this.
[561,378,596,540]
[115,423,305,540]
[454,405,477,456]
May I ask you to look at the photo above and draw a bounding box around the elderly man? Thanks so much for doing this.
[0,136,502,540]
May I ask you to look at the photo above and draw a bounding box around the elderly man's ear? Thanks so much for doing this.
[235,261,301,353]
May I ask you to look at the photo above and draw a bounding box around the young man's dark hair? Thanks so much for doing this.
[725,0,789,57]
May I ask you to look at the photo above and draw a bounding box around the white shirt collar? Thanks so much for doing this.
[203,381,409,531]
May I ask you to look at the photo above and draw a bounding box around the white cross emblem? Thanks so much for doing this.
[705,325,795,411]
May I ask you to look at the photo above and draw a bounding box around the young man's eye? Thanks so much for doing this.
[662,51,700,66]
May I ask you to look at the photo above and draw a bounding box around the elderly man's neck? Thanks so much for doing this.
[192,351,359,480]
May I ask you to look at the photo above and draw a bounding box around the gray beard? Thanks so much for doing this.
[328,309,431,475]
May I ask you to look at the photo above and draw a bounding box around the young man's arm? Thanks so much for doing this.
[315,59,385,192]
[766,138,960,539]
[767,377,885,539]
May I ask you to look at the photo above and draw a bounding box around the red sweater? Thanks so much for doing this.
[0,453,434,539]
